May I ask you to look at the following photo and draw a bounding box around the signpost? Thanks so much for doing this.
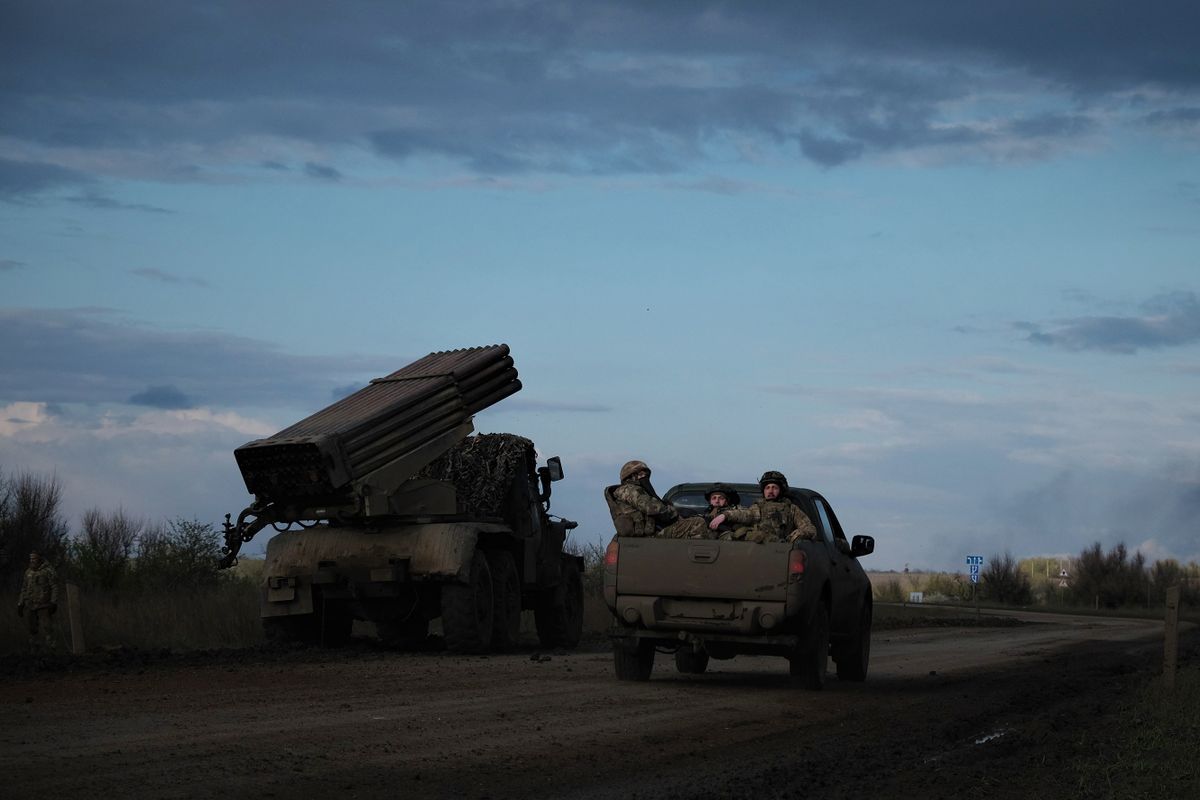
[966,555,984,618]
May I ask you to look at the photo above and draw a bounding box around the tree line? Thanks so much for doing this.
[0,469,227,594]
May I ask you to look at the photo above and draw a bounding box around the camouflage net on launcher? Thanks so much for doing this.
[415,433,535,518]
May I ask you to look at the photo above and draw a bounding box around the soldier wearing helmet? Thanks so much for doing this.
[704,484,742,535]
[603,460,710,539]
[709,470,817,544]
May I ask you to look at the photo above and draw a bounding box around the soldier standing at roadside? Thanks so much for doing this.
[604,460,710,539]
[17,551,59,653]
[708,471,817,544]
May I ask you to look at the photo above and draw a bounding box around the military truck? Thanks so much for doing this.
[603,481,874,688]
[219,344,584,653]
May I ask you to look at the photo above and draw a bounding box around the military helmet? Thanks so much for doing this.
[759,470,788,492]
[620,460,651,482]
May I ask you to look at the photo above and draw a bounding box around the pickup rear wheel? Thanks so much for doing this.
[441,551,494,654]
[535,556,583,649]
[674,648,710,674]
[836,601,872,681]
[790,600,830,690]
[614,639,655,681]
[486,550,521,652]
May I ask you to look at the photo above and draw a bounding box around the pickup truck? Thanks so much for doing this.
[602,482,875,689]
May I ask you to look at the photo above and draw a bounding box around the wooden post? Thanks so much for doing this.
[1164,585,1180,690]
[66,582,86,656]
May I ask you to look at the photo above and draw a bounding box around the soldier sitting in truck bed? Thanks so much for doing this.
[605,460,710,539]
[708,470,817,544]
[704,484,742,537]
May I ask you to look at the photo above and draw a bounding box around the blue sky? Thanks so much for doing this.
[2,1,1198,570]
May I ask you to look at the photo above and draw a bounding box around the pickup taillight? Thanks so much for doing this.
[788,549,806,580]
[604,539,619,569]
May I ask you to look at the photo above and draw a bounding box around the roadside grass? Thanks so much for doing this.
[1071,660,1200,799]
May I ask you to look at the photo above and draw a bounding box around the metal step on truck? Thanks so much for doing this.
[603,481,874,688]
[218,344,584,654]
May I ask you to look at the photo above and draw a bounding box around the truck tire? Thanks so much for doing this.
[614,639,655,681]
[790,600,829,690]
[674,648,710,674]
[535,557,583,649]
[442,551,494,654]
[836,600,872,682]
[486,550,521,652]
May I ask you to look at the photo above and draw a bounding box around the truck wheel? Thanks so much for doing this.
[790,600,829,690]
[836,601,872,682]
[486,550,521,652]
[614,639,655,681]
[442,551,494,654]
[674,648,710,674]
[535,557,583,649]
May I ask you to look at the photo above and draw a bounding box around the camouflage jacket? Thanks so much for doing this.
[20,563,59,609]
[721,498,817,543]
[705,504,742,534]
[607,482,680,538]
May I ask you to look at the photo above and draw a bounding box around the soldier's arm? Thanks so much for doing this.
[787,509,819,542]
[721,506,760,526]
[613,484,678,522]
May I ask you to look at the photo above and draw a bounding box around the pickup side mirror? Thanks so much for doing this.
[850,535,875,558]
[545,456,564,482]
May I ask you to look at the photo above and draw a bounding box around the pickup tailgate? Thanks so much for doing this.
[616,538,790,601]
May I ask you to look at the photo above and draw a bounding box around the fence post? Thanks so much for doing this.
[1163,585,1180,690]
[66,582,86,656]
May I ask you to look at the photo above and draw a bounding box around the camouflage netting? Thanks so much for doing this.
[415,433,535,518]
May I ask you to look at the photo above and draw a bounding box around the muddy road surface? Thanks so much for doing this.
[2,612,1187,799]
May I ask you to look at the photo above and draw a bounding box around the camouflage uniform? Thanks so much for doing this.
[608,482,709,539]
[719,498,817,544]
[18,558,59,651]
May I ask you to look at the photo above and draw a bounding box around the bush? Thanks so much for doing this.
[981,551,1034,605]
[1071,542,1149,608]
[874,578,906,603]
[69,507,141,590]
[133,518,223,591]
[0,469,70,591]
[919,572,972,601]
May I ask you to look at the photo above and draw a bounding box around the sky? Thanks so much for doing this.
[2,1,1198,572]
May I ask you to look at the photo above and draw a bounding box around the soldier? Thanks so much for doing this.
[17,551,59,653]
[604,460,710,539]
[708,470,818,544]
[704,484,742,536]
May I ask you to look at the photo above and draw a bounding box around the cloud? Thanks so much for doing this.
[505,399,612,413]
[2,1,1197,183]
[0,157,94,201]
[129,268,211,288]
[0,307,392,410]
[66,191,173,214]
[128,384,194,409]
[304,162,342,181]
[1024,291,1200,353]
[0,258,26,272]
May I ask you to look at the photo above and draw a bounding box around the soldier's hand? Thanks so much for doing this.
[709,514,726,530]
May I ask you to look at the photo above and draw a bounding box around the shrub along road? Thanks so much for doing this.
[2,612,1195,799]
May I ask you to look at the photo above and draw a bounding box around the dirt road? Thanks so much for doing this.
[1,611,1186,799]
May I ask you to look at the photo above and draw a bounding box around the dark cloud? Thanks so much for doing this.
[0,259,26,272]
[1025,291,1200,354]
[0,307,391,409]
[129,268,210,288]
[129,384,193,409]
[1,1,1197,182]
[504,399,612,413]
[66,191,173,214]
[0,157,94,201]
[303,162,342,181]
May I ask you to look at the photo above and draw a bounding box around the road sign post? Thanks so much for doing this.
[966,555,983,618]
